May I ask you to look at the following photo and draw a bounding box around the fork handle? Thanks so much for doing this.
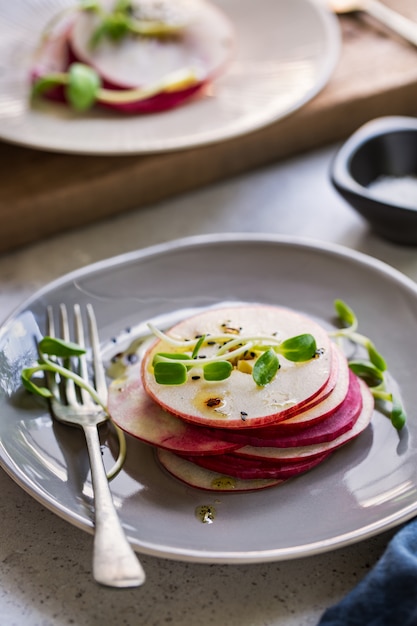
[83,423,146,587]
[366,0,417,47]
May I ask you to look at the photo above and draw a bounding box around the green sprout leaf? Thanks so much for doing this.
[31,73,68,99]
[348,359,384,387]
[203,361,232,382]
[153,352,191,365]
[90,12,131,47]
[154,361,188,385]
[252,348,280,387]
[334,299,357,328]
[38,336,86,357]
[21,366,52,398]
[65,63,101,111]
[192,335,206,359]
[391,396,407,431]
[331,298,406,430]
[279,333,317,362]
[79,0,100,10]
[114,0,133,11]
[367,341,387,372]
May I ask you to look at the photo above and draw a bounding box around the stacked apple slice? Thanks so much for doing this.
[108,305,374,491]
[31,0,235,113]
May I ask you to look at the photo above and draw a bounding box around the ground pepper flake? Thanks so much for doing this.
[206,397,222,408]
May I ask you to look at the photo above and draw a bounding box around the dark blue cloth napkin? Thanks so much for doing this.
[317,519,417,626]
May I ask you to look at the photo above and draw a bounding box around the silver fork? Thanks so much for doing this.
[46,303,145,588]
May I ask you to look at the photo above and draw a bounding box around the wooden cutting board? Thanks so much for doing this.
[1,1,417,254]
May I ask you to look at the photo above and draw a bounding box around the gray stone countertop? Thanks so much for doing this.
[1,144,417,626]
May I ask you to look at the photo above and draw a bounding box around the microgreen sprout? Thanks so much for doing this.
[85,0,189,48]
[31,63,101,112]
[148,323,317,387]
[21,336,126,480]
[31,63,199,112]
[330,299,406,430]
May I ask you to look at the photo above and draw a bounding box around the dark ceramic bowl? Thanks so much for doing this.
[330,116,417,245]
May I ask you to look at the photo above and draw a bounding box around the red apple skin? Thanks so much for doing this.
[179,450,331,480]
[221,370,361,448]
[157,448,285,492]
[234,379,374,463]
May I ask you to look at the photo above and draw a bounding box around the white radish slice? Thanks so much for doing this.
[142,305,333,429]
[69,0,235,89]
[157,449,284,492]
[108,362,239,454]
[234,379,373,462]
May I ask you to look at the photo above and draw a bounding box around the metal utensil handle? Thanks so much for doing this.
[367,0,417,47]
[84,423,146,588]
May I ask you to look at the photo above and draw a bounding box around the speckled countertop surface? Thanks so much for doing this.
[1,143,417,626]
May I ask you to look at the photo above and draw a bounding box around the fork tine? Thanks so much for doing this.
[73,304,93,406]
[87,303,107,404]
[45,305,59,400]
[59,304,78,407]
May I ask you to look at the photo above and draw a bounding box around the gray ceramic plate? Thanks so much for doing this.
[1,234,416,563]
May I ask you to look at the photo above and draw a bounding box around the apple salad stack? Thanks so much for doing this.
[108,305,374,491]
[31,0,235,114]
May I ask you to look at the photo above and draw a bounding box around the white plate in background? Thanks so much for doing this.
[0,0,340,154]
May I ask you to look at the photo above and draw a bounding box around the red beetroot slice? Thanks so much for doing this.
[108,362,239,455]
[157,448,284,492]
[223,370,361,448]
[142,305,333,429]
[235,379,374,462]
[180,449,331,480]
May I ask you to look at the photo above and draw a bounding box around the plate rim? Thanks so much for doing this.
[3,233,417,321]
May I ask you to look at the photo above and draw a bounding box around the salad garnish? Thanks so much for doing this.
[32,63,199,111]
[84,0,191,48]
[21,336,126,479]
[148,322,318,387]
[330,299,406,430]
